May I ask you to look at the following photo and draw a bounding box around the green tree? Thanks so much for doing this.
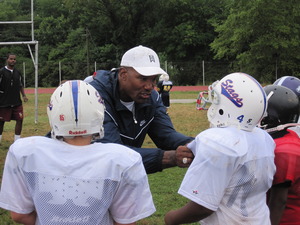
[211,0,300,82]
[139,0,228,85]
[60,0,228,85]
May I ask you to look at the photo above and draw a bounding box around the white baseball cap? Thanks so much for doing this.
[120,45,166,76]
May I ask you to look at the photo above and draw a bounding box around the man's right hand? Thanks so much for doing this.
[161,145,194,169]
[175,145,194,168]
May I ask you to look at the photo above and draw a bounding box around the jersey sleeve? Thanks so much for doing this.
[0,146,35,214]
[109,156,156,224]
[187,140,197,155]
[178,131,240,211]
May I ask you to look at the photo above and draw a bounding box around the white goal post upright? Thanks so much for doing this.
[0,0,39,123]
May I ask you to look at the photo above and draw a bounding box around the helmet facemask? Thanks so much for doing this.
[196,81,219,110]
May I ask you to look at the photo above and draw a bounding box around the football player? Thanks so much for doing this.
[165,73,276,225]
[262,84,300,225]
[0,80,155,225]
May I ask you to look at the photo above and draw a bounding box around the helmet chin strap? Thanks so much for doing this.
[265,123,300,133]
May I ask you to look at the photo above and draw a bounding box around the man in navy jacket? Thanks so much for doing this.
[91,46,194,174]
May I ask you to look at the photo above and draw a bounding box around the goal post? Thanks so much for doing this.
[0,0,39,123]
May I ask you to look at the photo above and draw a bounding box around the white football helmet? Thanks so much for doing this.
[159,73,169,82]
[47,80,105,139]
[206,72,267,131]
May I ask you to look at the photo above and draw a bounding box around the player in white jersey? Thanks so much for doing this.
[164,72,276,225]
[0,80,155,225]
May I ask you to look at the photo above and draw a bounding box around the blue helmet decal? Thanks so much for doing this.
[71,80,79,124]
[221,79,243,107]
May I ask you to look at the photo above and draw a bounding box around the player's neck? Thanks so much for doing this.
[63,136,92,146]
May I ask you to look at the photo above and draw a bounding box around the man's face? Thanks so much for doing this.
[119,67,157,103]
[7,55,16,68]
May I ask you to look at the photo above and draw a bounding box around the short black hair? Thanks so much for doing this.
[6,53,16,59]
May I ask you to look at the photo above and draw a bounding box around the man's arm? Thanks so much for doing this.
[148,97,194,150]
[268,183,290,225]
[100,117,194,173]
[10,211,37,225]
[162,145,194,169]
[164,201,213,225]
[147,95,194,168]
[98,104,193,173]
[20,87,28,102]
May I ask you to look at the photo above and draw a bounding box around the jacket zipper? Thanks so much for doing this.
[133,104,137,124]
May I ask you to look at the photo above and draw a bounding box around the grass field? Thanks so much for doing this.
[0,90,209,225]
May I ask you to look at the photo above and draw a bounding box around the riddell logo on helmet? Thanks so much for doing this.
[69,130,87,135]
[221,79,243,107]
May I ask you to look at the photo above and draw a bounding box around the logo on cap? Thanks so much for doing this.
[149,55,155,63]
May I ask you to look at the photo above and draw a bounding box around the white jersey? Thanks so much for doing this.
[182,127,276,225]
[0,136,155,225]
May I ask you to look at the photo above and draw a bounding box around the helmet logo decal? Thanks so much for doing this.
[69,130,87,135]
[71,81,79,123]
[59,114,65,121]
[221,79,243,107]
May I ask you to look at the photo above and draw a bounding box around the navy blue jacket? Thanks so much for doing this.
[90,69,194,174]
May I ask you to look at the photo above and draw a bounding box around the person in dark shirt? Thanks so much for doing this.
[157,73,173,113]
[0,53,28,143]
